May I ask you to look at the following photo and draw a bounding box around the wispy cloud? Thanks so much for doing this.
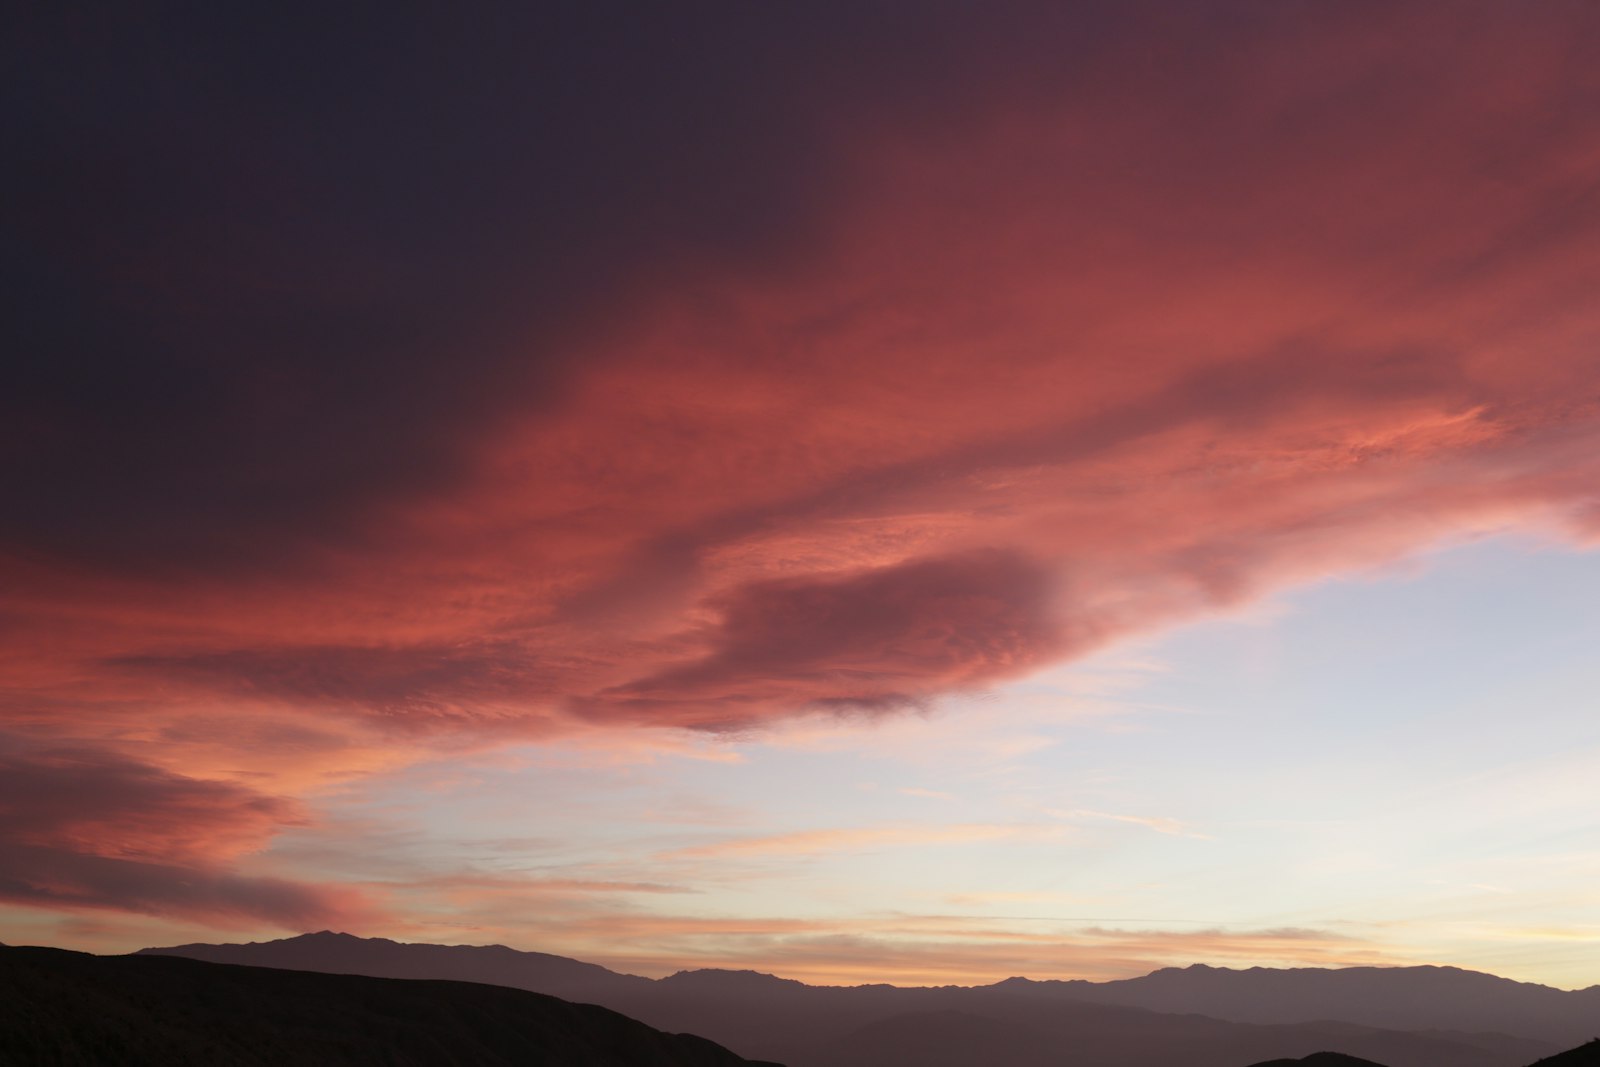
[1047,808,1214,840]
[661,823,1066,861]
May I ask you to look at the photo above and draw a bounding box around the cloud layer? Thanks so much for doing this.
[5,3,1600,933]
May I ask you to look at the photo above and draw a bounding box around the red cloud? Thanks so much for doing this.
[114,641,559,729]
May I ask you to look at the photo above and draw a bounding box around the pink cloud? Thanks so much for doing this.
[7,5,1597,752]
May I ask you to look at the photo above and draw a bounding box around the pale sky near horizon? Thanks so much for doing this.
[272,534,1600,989]
[7,4,1600,990]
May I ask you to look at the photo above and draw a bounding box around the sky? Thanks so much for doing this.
[4,3,1600,989]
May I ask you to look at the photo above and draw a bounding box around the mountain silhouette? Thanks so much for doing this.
[137,933,1562,1067]
[143,930,651,1003]
[1,943,775,1066]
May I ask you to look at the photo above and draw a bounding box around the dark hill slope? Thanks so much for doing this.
[1528,1039,1600,1066]
[1247,1054,1391,1066]
[0,945,773,1067]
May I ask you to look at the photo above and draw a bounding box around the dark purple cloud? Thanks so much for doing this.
[589,549,1074,728]
[0,738,371,925]
[1,3,1138,575]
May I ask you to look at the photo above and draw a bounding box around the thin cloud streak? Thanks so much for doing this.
[661,824,1068,861]
[1048,809,1214,840]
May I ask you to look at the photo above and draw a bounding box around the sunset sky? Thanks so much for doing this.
[6,4,1600,990]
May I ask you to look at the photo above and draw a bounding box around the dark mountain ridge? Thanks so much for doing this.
[136,933,1577,1067]
[146,930,652,1003]
[0,943,774,1066]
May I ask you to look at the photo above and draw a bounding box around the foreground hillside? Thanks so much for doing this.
[138,933,1562,1067]
[1246,1054,1390,1066]
[0,944,773,1067]
[1528,1039,1600,1065]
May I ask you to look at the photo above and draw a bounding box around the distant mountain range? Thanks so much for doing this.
[136,932,1600,1067]
[993,963,1600,1047]
[0,943,774,1066]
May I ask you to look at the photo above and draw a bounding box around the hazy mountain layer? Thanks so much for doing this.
[1,944,772,1066]
[997,963,1600,1047]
